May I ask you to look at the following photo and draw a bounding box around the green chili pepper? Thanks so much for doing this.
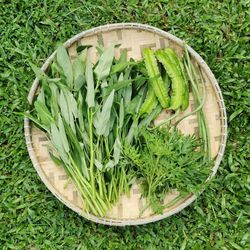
[140,84,158,116]
[155,48,183,110]
[143,48,170,108]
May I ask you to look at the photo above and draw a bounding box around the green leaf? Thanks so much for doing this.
[58,90,70,124]
[34,100,53,128]
[105,160,115,170]
[94,159,103,171]
[104,79,132,96]
[63,89,78,119]
[37,88,45,104]
[58,114,69,153]
[94,44,115,80]
[117,49,127,64]
[126,91,144,115]
[76,45,92,53]
[139,105,162,128]
[113,137,121,165]
[94,90,115,136]
[79,48,88,63]
[108,107,116,134]
[126,120,138,144]
[119,98,124,129]
[51,61,64,77]
[122,83,132,107]
[56,46,73,87]
[49,83,59,120]
[85,54,95,107]
[58,88,77,133]
[49,151,63,166]
[63,119,89,179]
[77,92,85,131]
[72,57,85,91]
[23,112,49,132]
[111,61,135,74]
[74,75,85,91]
[50,123,68,163]
[29,62,47,80]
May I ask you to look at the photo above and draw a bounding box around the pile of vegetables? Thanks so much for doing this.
[27,43,212,216]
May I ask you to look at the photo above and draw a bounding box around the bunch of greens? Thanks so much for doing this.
[124,128,211,214]
[27,43,212,216]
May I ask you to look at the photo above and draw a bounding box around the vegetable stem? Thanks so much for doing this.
[88,107,96,198]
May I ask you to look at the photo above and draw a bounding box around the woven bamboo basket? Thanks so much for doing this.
[24,23,227,226]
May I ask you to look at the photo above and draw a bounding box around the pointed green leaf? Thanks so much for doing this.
[119,98,124,129]
[139,105,162,129]
[37,88,45,104]
[94,90,115,136]
[29,62,47,80]
[105,160,115,170]
[72,57,85,91]
[24,112,49,132]
[58,90,70,124]
[79,48,88,63]
[49,151,63,166]
[94,159,103,171]
[58,114,69,153]
[94,44,115,80]
[34,100,53,127]
[85,54,95,107]
[50,123,68,163]
[126,120,138,144]
[111,61,135,74]
[56,46,73,87]
[62,118,89,179]
[63,89,78,119]
[49,83,59,120]
[117,49,127,64]
[104,79,132,96]
[77,92,85,131]
[113,137,121,165]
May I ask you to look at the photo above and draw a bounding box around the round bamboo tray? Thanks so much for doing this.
[24,23,227,226]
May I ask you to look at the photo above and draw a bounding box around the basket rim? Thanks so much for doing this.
[24,23,227,226]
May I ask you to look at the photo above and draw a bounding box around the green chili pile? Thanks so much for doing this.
[27,44,212,216]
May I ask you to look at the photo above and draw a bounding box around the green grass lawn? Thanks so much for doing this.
[0,0,249,249]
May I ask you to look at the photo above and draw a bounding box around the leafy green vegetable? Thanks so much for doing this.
[56,46,73,88]
[94,89,115,137]
[124,127,211,214]
[85,53,95,108]
[94,44,115,81]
